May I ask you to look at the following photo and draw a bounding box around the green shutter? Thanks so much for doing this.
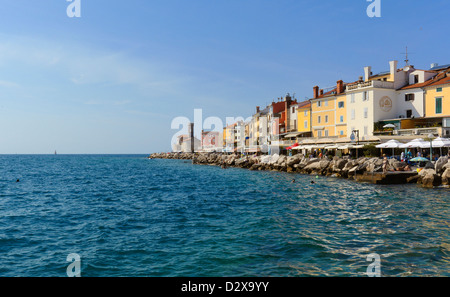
[436,97,442,114]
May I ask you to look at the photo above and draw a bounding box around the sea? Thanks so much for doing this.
[0,154,448,277]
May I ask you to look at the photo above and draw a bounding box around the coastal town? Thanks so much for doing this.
[172,59,450,158]
[152,59,450,188]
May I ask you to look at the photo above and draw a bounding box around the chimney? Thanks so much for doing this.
[313,86,319,99]
[285,93,292,102]
[337,80,344,94]
[390,60,398,79]
[319,89,324,96]
[364,66,372,82]
[256,106,260,113]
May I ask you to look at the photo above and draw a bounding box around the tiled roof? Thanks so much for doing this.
[400,71,450,90]
[296,100,311,109]
[429,64,450,71]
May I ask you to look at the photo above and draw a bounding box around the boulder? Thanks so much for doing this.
[335,159,348,170]
[435,156,449,174]
[286,154,302,166]
[421,172,442,188]
[392,161,407,171]
[441,168,450,185]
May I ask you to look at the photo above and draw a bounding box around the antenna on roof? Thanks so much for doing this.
[401,46,413,66]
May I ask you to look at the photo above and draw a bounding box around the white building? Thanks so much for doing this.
[346,60,413,138]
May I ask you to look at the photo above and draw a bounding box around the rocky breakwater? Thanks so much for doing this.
[148,152,450,188]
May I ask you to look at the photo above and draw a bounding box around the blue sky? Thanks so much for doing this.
[0,0,449,154]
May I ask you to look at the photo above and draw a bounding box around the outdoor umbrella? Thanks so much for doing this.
[383,124,396,128]
[376,139,402,156]
[420,137,450,156]
[286,143,299,150]
[409,157,430,162]
[399,138,428,148]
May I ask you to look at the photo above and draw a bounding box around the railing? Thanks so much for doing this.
[373,130,394,136]
[395,127,442,136]
[346,80,395,91]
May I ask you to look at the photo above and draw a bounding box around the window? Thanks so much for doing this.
[351,109,355,120]
[292,107,296,113]
[293,120,296,129]
[405,94,415,101]
[340,115,344,123]
[304,110,308,117]
[317,101,321,107]
[437,87,442,92]
[317,131,322,137]
[414,75,419,84]
[362,91,368,101]
[351,94,355,103]
[325,115,328,123]
[324,130,329,137]
[436,97,442,114]
[364,126,368,136]
[324,100,328,107]
[443,118,450,128]
[340,130,344,136]
[338,101,344,108]
[406,110,412,118]
[304,120,308,129]
[318,116,321,123]
[364,107,368,118]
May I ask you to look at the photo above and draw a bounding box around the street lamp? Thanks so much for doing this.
[351,130,360,158]
[427,133,434,161]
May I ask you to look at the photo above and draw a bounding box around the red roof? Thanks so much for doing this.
[400,70,450,90]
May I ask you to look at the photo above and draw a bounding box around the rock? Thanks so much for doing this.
[366,163,375,172]
[286,154,302,166]
[303,161,322,172]
[443,160,450,170]
[319,160,330,170]
[249,164,260,171]
[442,168,450,185]
[435,156,449,174]
[418,168,436,177]
[421,172,442,188]
[424,161,435,169]
[406,175,420,183]
[392,161,407,171]
[334,159,348,171]
[348,165,359,175]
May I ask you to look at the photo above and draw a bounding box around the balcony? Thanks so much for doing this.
[346,80,395,91]
[394,127,442,136]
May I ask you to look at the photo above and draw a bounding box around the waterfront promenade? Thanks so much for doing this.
[149,152,450,188]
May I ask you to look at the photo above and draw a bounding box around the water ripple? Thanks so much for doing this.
[0,155,449,276]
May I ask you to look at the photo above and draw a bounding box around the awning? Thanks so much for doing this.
[286,143,299,150]
[284,132,301,138]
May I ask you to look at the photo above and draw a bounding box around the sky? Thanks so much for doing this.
[0,0,449,154]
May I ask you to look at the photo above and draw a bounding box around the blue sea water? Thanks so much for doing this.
[0,154,449,277]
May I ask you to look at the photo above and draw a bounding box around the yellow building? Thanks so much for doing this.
[310,80,346,138]
[296,101,311,133]
[335,93,347,137]
[424,74,450,117]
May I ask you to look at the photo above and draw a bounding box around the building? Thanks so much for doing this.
[296,100,312,137]
[377,63,450,137]
[345,60,414,139]
[310,80,347,138]
[201,131,222,152]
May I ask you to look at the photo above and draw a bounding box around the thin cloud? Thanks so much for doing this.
[0,80,19,88]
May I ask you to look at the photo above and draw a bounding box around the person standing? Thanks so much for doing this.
[382,154,388,173]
